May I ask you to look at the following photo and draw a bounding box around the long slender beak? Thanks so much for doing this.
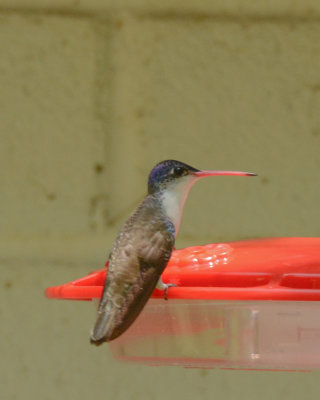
[193,170,257,178]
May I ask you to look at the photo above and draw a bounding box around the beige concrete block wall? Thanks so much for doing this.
[1,2,320,399]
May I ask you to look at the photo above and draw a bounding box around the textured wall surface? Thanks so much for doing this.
[1,1,320,399]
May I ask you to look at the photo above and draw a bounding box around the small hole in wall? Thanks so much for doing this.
[94,163,104,174]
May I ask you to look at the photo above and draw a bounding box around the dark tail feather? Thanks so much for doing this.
[90,309,113,346]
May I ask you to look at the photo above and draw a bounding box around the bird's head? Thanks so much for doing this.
[148,160,256,195]
[148,160,199,194]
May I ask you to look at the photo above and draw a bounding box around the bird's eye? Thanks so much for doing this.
[173,167,184,176]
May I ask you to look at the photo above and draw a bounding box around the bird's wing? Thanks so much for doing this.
[91,215,175,344]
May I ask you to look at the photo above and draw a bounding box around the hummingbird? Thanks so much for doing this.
[90,160,256,345]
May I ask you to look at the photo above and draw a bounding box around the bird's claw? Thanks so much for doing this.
[156,278,177,300]
[163,283,177,300]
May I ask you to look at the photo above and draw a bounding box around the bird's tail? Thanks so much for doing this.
[90,303,115,345]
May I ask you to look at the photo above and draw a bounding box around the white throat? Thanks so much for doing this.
[160,176,199,236]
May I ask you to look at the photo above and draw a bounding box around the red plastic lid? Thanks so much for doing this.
[45,237,320,302]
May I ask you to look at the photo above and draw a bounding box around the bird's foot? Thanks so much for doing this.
[156,278,177,300]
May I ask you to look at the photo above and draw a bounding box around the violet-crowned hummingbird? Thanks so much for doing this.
[90,160,256,345]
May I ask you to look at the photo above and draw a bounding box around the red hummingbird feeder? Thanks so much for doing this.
[45,237,320,371]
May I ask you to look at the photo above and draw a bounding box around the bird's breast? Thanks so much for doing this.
[160,178,197,235]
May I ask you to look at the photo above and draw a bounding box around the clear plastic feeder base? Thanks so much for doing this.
[109,299,320,370]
